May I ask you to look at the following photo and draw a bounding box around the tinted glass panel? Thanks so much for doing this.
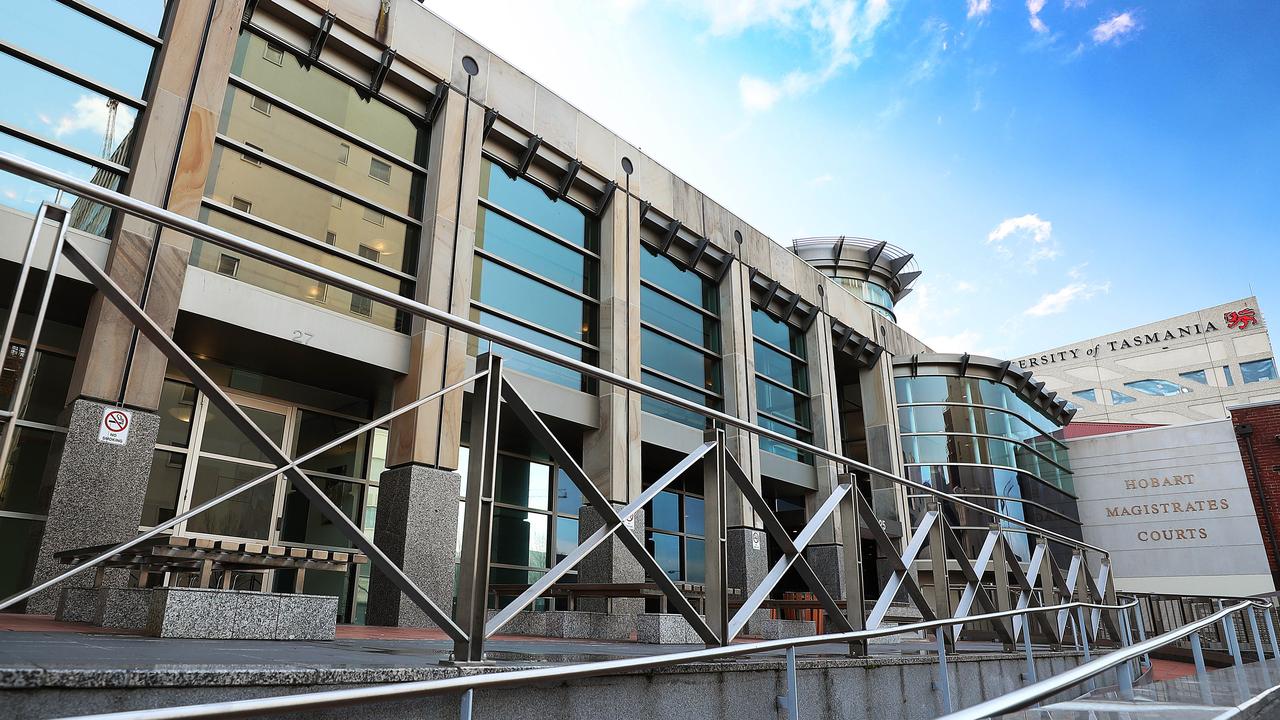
[0,426,60,514]
[194,211,404,331]
[648,532,680,581]
[476,208,593,292]
[0,53,139,159]
[684,496,705,537]
[752,308,804,356]
[1179,370,1209,385]
[758,416,812,463]
[650,491,679,532]
[294,410,365,477]
[0,345,73,425]
[555,516,579,564]
[141,451,184,527]
[1072,389,1097,402]
[204,146,412,274]
[685,538,705,583]
[155,380,196,448]
[640,287,718,350]
[186,458,277,539]
[472,257,591,341]
[495,456,551,511]
[220,85,421,217]
[2,0,155,96]
[756,378,810,426]
[1124,379,1188,397]
[0,133,122,232]
[491,507,549,568]
[279,477,362,547]
[641,329,718,392]
[86,1,167,33]
[1242,358,1277,384]
[640,246,714,309]
[199,403,286,464]
[230,32,423,161]
[555,468,582,517]
[471,310,590,390]
[1111,390,1136,405]
[480,161,587,246]
[640,370,711,428]
[754,341,808,391]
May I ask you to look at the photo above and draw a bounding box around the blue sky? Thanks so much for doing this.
[424,0,1280,358]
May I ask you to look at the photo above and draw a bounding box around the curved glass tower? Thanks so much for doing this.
[791,236,921,321]
[893,353,1080,561]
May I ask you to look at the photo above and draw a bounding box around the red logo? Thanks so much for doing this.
[1225,308,1258,330]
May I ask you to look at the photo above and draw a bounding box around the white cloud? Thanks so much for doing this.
[1091,11,1138,45]
[986,213,1060,269]
[1026,0,1048,33]
[954,280,976,293]
[971,89,983,112]
[45,95,134,152]
[966,0,992,19]
[894,282,992,354]
[1063,0,1088,8]
[730,0,896,111]
[809,173,835,186]
[1024,280,1110,316]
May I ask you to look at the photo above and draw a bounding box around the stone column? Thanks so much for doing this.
[371,56,485,626]
[28,0,246,614]
[577,184,644,608]
[364,465,461,627]
[804,312,848,598]
[719,246,767,596]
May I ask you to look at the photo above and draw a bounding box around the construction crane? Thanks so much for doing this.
[101,98,118,158]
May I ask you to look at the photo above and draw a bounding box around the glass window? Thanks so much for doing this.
[193,210,406,331]
[491,507,549,569]
[198,403,286,464]
[294,410,365,477]
[753,307,811,463]
[480,161,587,246]
[1242,358,1277,384]
[216,254,240,277]
[472,160,598,392]
[279,476,363,548]
[470,309,593,390]
[230,32,424,161]
[650,491,680,532]
[554,517,579,564]
[640,370,710,429]
[185,457,277,539]
[752,308,805,356]
[0,54,140,161]
[640,286,718,350]
[1,0,156,96]
[0,426,60,515]
[495,456,551,511]
[155,380,196,448]
[1124,379,1190,397]
[0,132,122,232]
[0,516,44,599]
[755,379,811,427]
[140,451,185,528]
[0,344,74,426]
[1071,389,1097,402]
[1179,370,1209,385]
[649,532,681,581]
[475,208,595,293]
[1224,366,1235,386]
[754,341,808,391]
[1111,390,1137,405]
[640,329,719,393]
[368,157,392,184]
[639,246,716,309]
[639,246,721,429]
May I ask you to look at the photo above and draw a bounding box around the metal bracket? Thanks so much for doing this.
[369,48,396,96]
[516,136,541,176]
[425,80,449,125]
[304,12,335,68]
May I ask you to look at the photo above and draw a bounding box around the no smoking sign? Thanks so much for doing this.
[98,406,132,446]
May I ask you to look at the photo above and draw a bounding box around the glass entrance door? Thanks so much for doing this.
[173,394,293,542]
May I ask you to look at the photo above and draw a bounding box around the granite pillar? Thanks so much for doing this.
[26,399,160,615]
[576,504,645,614]
[804,544,847,601]
[725,526,768,597]
[365,463,460,628]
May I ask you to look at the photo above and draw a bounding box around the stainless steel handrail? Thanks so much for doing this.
[938,598,1273,720]
[56,598,1140,720]
[0,150,1103,555]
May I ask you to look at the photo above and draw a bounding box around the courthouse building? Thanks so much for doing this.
[0,0,1083,622]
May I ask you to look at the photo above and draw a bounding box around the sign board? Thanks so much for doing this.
[623,515,635,530]
[98,407,132,446]
[1070,419,1274,595]
[751,532,761,550]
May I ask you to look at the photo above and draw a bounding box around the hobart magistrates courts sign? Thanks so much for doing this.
[1067,419,1274,595]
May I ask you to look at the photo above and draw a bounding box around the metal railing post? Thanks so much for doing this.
[1248,606,1266,660]
[837,473,866,657]
[928,500,953,650]
[0,202,51,393]
[459,689,474,720]
[703,426,728,645]
[1219,600,1244,669]
[1021,608,1037,683]
[453,353,504,663]
[935,630,953,714]
[0,205,69,475]
[1132,600,1150,670]
[1191,631,1213,705]
[776,644,800,720]
[1266,606,1280,660]
[1076,605,1095,692]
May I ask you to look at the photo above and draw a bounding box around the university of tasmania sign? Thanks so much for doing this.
[1067,419,1275,595]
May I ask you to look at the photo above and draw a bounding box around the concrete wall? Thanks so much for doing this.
[2,652,1102,720]
[1014,297,1279,425]
[1068,419,1275,595]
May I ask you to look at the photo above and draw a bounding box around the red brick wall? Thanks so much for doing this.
[1231,402,1280,584]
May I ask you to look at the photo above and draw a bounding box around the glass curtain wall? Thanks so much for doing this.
[0,0,166,232]
[643,472,706,593]
[470,159,598,391]
[0,337,76,597]
[196,26,428,331]
[752,308,813,463]
[896,375,1080,560]
[454,443,584,610]
[141,375,384,621]
[638,245,722,427]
